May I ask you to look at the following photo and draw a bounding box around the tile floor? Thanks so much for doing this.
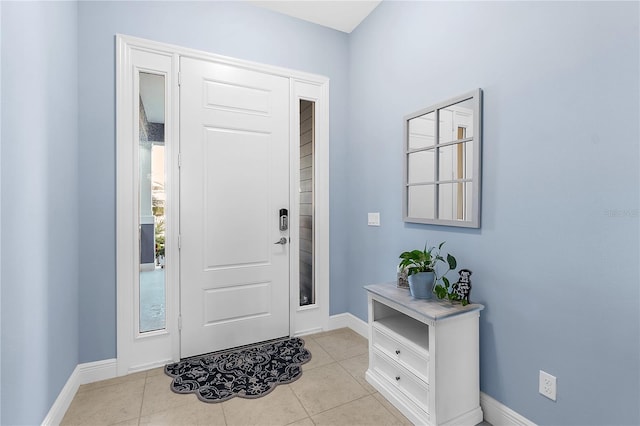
[62,328,489,425]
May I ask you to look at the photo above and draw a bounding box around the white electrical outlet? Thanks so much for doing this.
[367,212,380,226]
[539,370,557,401]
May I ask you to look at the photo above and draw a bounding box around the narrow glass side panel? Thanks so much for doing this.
[139,72,166,333]
[299,100,315,306]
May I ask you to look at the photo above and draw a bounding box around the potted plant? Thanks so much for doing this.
[398,242,457,299]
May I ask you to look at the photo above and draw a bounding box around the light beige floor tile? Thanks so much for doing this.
[313,329,368,361]
[141,371,199,417]
[286,417,314,426]
[289,362,369,416]
[311,394,403,426]
[146,366,167,377]
[77,370,147,393]
[306,327,351,340]
[61,378,145,425]
[222,384,308,426]
[112,418,141,426]
[62,330,458,426]
[301,337,334,370]
[339,353,376,394]
[372,393,413,425]
[139,397,226,425]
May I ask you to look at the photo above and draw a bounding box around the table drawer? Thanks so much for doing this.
[372,349,429,414]
[372,324,429,382]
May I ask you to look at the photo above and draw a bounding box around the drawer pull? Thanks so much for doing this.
[395,376,401,381]
[395,349,401,355]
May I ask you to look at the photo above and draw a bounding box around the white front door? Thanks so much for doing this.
[179,57,290,358]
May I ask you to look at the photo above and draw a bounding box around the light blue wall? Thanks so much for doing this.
[0,2,79,424]
[347,2,639,425]
[77,1,350,362]
[0,2,3,423]
[0,1,3,422]
[1,2,638,424]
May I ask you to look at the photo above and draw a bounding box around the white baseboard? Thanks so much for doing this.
[43,327,533,426]
[42,359,117,425]
[480,392,536,426]
[78,358,118,385]
[294,326,324,337]
[328,312,368,338]
[41,365,81,426]
[42,316,368,425]
[127,359,174,375]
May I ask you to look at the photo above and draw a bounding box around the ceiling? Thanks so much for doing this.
[249,1,381,33]
[139,1,382,122]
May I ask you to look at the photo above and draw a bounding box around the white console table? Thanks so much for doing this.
[364,282,484,426]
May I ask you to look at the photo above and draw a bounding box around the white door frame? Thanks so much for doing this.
[289,79,330,336]
[116,36,180,375]
[116,34,329,374]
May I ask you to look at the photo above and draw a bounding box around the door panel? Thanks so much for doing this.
[180,57,290,358]
[203,127,270,268]
[203,282,271,323]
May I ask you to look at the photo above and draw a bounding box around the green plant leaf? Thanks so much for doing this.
[442,276,450,288]
[400,242,459,278]
[447,254,457,270]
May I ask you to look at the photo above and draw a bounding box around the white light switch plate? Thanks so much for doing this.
[368,212,380,226]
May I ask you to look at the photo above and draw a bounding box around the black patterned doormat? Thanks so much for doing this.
[165,337,312,403]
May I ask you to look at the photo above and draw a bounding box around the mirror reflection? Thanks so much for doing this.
[403,89,482,228]
[438,182,473,221]
[438,142,473,181]
[408,185,435,219]
[408,111,435,149]
[139,72,166,333]
[438,97,474,144]
[408,150,435,184]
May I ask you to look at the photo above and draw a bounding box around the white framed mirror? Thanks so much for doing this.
[403,89,482,227]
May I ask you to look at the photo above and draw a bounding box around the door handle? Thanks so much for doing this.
[274,237,288,245]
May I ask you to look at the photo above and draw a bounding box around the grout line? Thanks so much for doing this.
[136,372,149,425]
[310,331,368,364]
[372,392,410,425]
[303,359,338,372]
[68,330,373,425]
[220,398,229,425]
[336,349,369,363]
[293,361,373,420]
[307,393,374,420]
[288,383,313,422]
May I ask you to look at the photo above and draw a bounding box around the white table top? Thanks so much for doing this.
[365,282,484,322]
